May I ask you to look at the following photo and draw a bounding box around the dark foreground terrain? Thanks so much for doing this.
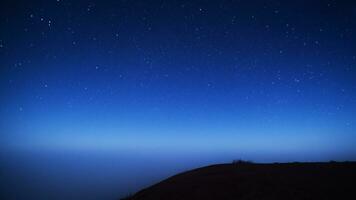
[122,161,356,200]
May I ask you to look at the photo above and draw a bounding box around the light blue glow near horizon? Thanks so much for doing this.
[2,101,354,160]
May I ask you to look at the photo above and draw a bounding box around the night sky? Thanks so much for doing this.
[1,0,356,198]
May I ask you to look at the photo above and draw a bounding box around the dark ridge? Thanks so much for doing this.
[121,161,356,200]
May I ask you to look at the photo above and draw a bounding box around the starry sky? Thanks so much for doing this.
[1,0,356,159]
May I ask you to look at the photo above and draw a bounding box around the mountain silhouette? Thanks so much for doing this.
[122,161,356,200]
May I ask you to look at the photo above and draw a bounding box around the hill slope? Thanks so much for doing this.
[123,162,356,200]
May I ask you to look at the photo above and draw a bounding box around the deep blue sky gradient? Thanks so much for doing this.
[1,0,356,157]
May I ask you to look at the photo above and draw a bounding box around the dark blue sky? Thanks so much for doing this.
[1,0,356,159]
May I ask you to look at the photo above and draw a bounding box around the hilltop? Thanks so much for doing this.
[122,161,356,200]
